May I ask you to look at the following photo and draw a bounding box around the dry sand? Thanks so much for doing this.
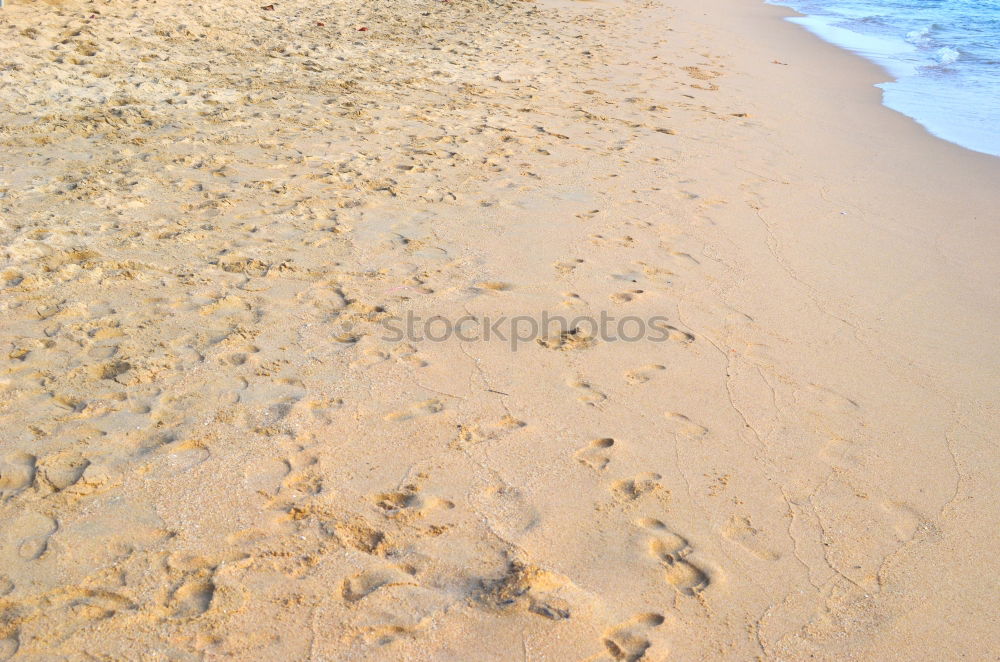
[1,0,998,659]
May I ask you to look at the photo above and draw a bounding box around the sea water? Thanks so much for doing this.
[768,0,1000,156]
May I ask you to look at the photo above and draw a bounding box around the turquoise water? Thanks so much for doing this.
[769,0,1000,156]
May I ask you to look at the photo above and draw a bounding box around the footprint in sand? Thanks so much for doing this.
[161,556,224,619]
[289,396,345,425]
[682,65,722,82]
[352,344,428,370]
[391,343,428,368]
[625,364,665,384]
[650,320,695,344]
[451,416,525,450]
[554,258,584,275]
[281,462,323,499]
[538,328,596,351]
[37,452,91,493]
[0,452,37,498]
[659,245,702,267]
[10,513,58,561]
[721,514,779,561]
[328,517,390,556]
[589,234,635,248]
[601,612,666,662]
[637,518,710,595]
[610,473,662,502]
[575,438,616,471]
[477,561,574,621]
[384,398,444,422]
[567,378,607,406]
[609,289,645,304]
[341,564,418,604]
[44,588,139,631]
[881,502,923,543]
[373,486,455,522]
[664,412,707,439]
[351,347,391,369]
[472,280,512,293]
[634,261,676,282]
[560,291,585,308]
[168,579,216,618]
[243,455,292,496]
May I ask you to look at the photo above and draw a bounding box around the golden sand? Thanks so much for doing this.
[1,0,998,658]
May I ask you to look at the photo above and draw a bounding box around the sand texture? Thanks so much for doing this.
[1,0,998,659]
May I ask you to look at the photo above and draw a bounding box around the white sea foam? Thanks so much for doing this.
[905,27,931,47]
[935,46,960,65]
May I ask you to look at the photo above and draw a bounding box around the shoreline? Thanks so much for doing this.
[763,0,1000,158]
[695,0,1000,393]
[1,0,998,658]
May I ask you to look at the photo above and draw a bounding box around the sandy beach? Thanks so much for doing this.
[1,0,998,659]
